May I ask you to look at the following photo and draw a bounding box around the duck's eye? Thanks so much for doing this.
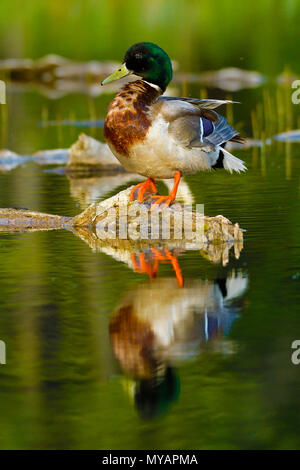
[135,53,143,60]
[125,51,149,73]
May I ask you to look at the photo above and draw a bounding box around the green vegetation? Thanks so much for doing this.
[0,0,299,450]
[0,0,300,74]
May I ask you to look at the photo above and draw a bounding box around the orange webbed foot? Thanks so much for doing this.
[150,171,181,211]
[131,252,158,279]
[151,248,184,287]
[131,249,183,287]
[150,194,176,210]
[130,178,157,203]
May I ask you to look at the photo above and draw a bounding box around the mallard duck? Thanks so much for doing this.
[109,274,248,379]
[101,42,246,208]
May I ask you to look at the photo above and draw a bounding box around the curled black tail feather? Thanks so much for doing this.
[212,143,225,169]
[230,135,245,144]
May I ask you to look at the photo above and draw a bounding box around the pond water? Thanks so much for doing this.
[0,78,299,450]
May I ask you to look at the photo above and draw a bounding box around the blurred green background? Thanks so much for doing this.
[0,0,300,450]
[0,0,300,74]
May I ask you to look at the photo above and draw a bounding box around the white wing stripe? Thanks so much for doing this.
[199,117,204,143]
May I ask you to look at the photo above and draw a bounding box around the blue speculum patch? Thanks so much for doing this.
[201,117,214,136]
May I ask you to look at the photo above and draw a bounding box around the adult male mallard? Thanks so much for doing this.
[102,42,246,208]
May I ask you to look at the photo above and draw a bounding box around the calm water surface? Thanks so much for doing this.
[0,81,299,450]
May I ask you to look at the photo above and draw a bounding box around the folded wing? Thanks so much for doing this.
[154,98,246,173]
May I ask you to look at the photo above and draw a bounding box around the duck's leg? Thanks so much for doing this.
[131,249,183,287]
[150,171,181,210]
[130,178,157,203]
[131,252,158,279]
[151,248,184,287]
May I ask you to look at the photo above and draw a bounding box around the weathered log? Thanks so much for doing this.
[0,187,244,265]
[177,67,265,91]
[0,55,120,83]
[72,187,243,242]
[72,225,242,267]
[71,187,243,266]
[0,208,71,231]
[67,133,121,171]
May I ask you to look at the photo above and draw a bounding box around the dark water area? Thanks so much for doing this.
[0,78,299,450]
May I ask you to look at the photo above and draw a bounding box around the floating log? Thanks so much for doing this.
[0,208,71,231]
[67,133,122,171]
[0,55,120,83]
[177,67,265,91]
[0,187,244,266]
[72,187,242,243]
[0,56,263,92]
[0,150,28,172]
[73,225,242,267]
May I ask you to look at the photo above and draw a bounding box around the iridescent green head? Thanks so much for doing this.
[101,42,173,92]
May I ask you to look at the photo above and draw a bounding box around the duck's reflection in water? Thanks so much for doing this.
[109,271,248,419]
[131,248,184,287]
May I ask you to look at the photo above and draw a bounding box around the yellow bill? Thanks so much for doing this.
[101,63,132,85]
